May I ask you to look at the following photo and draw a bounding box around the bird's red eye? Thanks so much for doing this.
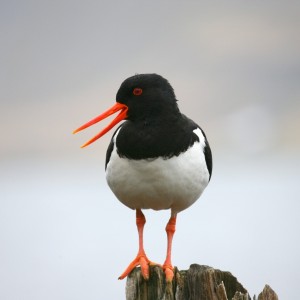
[133,88,143,96]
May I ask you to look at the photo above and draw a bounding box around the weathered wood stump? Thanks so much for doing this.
[126,264,278,300]
[257,285,278,300]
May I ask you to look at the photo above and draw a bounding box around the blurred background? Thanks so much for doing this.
[1,1,299,299]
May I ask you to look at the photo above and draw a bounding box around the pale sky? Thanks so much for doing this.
[1,1,299,299]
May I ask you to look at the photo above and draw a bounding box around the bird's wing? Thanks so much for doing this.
[105,124,124,170]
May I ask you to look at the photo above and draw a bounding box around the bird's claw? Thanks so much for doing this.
[118,254,158,280]
[163,264,174,282]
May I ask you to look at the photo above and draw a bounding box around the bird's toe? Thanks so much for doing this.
[163,264,174,282]
[118,253,158,280]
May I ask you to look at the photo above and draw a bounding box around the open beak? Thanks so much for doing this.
[73,102,128,148]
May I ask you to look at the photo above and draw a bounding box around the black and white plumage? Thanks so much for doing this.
[106,122,212,214]
[74,73,212,281]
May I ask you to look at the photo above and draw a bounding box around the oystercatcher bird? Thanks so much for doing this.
[73,74,212,282]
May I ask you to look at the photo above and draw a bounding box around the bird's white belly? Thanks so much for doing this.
[106,134,209,214]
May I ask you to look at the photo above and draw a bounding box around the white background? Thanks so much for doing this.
[1,1,299,299]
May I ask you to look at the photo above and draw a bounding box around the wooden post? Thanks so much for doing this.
[125,264,279,300]
[257,285,278,300]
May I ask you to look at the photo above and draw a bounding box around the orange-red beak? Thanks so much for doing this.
[73,102,128,148]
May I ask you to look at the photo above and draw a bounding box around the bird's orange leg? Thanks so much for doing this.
[162,214,177,282]
[118,209,157,280]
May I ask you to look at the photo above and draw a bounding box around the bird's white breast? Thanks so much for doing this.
[106,128,210,214]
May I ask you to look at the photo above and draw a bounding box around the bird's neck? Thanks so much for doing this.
[132,106,181,124]
[116,113,197,160]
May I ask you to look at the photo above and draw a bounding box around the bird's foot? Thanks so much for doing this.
[162,263,174,282]
[118,253,159,280]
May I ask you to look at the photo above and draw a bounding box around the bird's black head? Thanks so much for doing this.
[73,73,180,147]
[116,74,180,121]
